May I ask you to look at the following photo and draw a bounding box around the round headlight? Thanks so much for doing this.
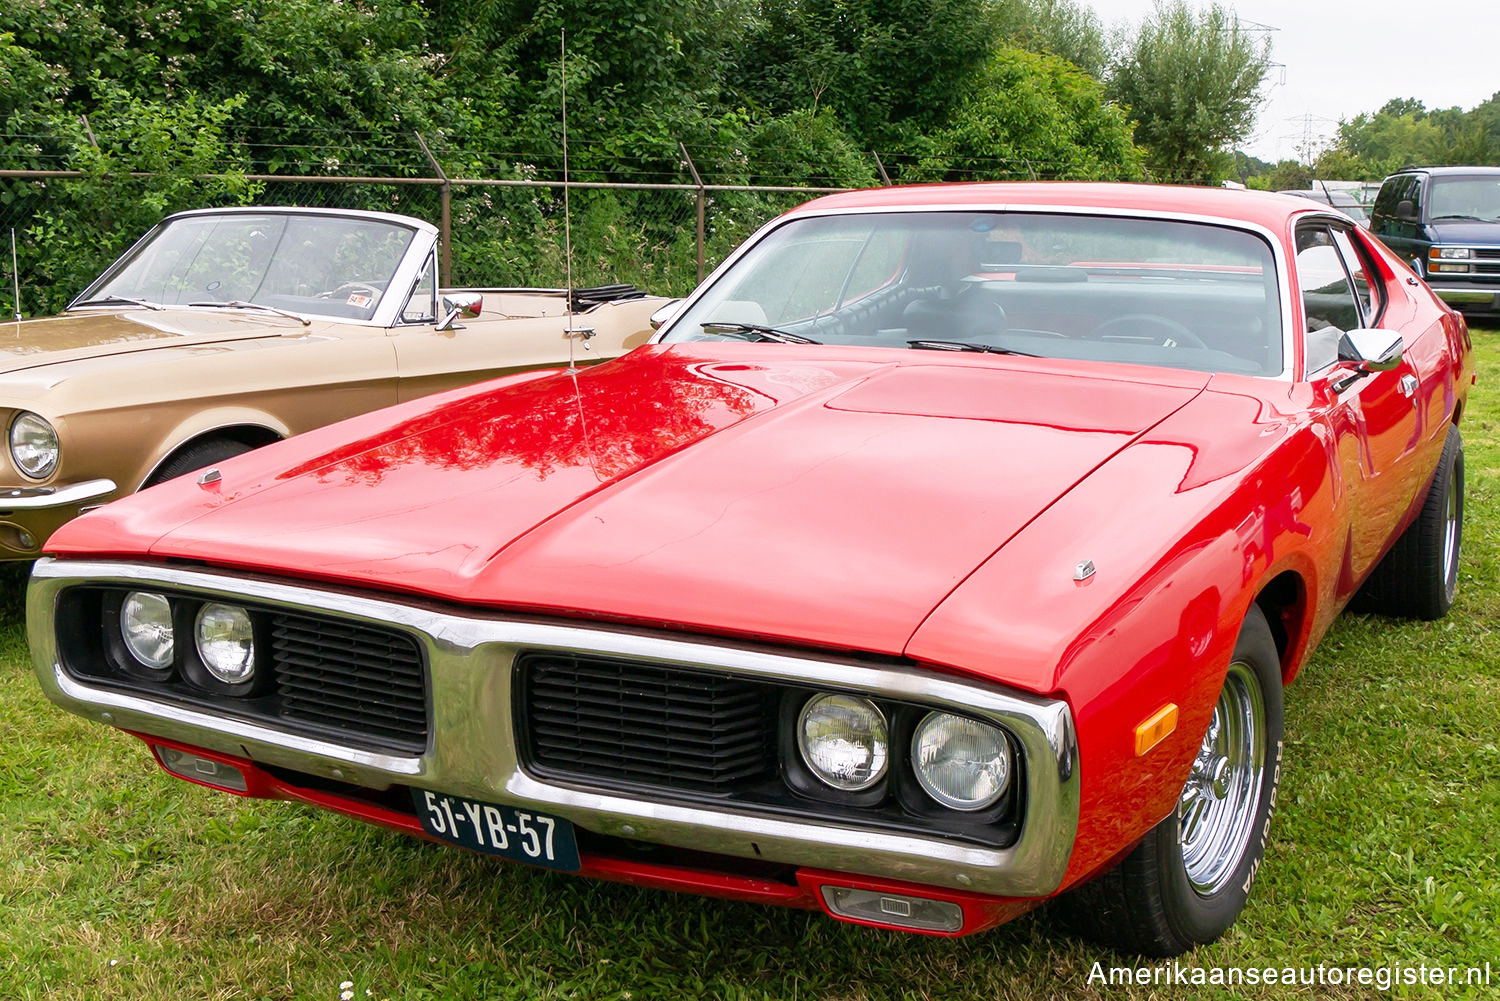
[195,603,255,684]
[797,694,888,791]
[10,412,59,479]
[120,591,174,670]
[911,713,1012,811]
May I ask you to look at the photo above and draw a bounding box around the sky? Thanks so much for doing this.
[1083,0,1500,163]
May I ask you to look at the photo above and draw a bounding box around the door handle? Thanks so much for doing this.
[1399,374,1418,398]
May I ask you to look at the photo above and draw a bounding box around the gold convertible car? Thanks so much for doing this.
[0,206,666,559]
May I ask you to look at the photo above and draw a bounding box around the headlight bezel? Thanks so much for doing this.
[9,411,60,480]
[780,689,1024,828]
[96,588,267,693]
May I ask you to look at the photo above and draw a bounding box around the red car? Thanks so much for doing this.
[29,183,1473,955]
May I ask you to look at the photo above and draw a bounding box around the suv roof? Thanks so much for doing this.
[1389,165,1500,176]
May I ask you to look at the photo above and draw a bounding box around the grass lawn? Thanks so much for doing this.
[1,333,1498,1000]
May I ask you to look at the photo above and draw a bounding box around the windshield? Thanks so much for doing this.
[1428,177,1500,221]
[77,213,419,320]
[664,211,1284,376]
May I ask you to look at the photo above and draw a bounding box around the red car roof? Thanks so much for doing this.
[786,181,1311,233]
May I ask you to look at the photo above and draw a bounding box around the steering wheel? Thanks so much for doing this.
[1088,313,1207,349]
[317,281,384,301]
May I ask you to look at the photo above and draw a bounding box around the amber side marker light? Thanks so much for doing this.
[1134,703,1179,757]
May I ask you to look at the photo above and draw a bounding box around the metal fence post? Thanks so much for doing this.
[873,151,892,186]
[415,132,452,286]
[680,143,706,285]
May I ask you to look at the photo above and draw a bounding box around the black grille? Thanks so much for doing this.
[271,612,428,753]
[519,654,779,794]
[1472,248,1500,260]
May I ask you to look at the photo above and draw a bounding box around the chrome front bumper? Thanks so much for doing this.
[0,478,117,510]
[28,557,1080,898]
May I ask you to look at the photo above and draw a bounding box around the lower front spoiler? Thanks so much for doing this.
[139,732,1041,937]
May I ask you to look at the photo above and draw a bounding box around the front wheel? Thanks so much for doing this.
[1059,606,1284,956]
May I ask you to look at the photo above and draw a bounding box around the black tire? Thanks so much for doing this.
[1352,424,1463,621]
[144,438,256,488]
[1058,606,1284,956]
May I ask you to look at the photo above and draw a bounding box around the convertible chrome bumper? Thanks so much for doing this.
[29,557,1080,898]
[0,478,117,510]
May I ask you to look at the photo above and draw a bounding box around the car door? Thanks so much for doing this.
[1298,219,1427,585]
[386,253,595,403]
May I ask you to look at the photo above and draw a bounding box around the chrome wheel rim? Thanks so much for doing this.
[1178,662,1266,895]
[1442,463,1461,599]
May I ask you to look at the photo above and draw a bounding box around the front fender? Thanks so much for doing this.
[906,391,1340,889]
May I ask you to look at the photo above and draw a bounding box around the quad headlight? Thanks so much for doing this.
[911,712,1012,811]
[195,603,255,684]
[120,591,175,670]
[9,412,59,478]
[797,694,889,791]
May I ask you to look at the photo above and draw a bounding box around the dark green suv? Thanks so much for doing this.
[1371,165,1500,315]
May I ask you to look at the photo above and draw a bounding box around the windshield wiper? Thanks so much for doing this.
[73,295,163,311]
[188,299,312,326]
[907,339,1037,357]
[700,321,821,344]
[1431,214,1483,221]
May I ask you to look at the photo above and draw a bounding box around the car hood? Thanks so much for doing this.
[55,344,1207,657]
[0,308,309,376]
[1427,220,1500,244]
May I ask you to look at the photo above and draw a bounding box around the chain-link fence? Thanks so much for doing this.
[1,128,1121,316]
[0,164,839,316]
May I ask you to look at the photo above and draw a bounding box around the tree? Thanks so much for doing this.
[911,47,1142,181]
[1106,0,1270,184]
[731,0,1002,150]
[992,0,1109,77]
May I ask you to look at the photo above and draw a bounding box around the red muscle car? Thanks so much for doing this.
[28,183,1473,956]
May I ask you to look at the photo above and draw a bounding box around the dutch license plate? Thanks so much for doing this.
[412,789,580,871]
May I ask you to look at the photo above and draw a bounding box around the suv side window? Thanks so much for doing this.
[1297,224,1364,374]
[1374,173,1424,229]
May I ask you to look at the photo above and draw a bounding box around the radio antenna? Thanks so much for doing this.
[561,31,577,371]
[559,31,594,371]
[9,229,20,321]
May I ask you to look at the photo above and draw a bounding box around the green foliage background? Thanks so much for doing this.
[0,0,1156,312]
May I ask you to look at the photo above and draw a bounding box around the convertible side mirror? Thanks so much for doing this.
[436,291,483,331]
[649,298,683,331]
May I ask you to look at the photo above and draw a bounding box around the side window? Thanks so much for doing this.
[1296,225,1361,374]
[401,254,437,324]
[1331,227,1382,325]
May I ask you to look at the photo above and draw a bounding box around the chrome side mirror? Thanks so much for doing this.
[1337,328,1403,372]
[436,292,483,331]
[649,298,683,331]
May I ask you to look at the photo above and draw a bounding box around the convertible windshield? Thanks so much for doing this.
[664,211,1284,376]
[76,212,418,321]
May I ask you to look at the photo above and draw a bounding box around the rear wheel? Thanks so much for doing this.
[1353,424,1463,620]
[144,438,256,488]
[1059,606,1283,956]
